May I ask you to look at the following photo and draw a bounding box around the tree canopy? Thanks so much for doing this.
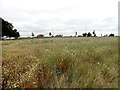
[82,33,87,37]
[2,18,20,39]
[87,32,92,37]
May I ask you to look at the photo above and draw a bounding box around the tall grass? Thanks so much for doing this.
[2,37,118,88]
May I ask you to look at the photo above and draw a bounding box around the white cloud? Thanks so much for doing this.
[0,0,119,36]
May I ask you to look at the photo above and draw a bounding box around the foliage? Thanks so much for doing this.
[2,18,20,38]
[49,32,52,37]
[87,32,92,37]
[82,33,87,37]
[109,34,114,37]
[31,32,34,37]
[92,30,96,37]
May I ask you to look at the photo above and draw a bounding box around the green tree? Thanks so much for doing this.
[49,32,52,37]
[82,33,87,37]
[87,32,92,37]
[31,32,34,37]
[2,18,20,39]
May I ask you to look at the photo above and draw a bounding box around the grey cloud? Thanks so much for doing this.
[0,0,118,36]
[92,17,118,35]
[98,17,117,29]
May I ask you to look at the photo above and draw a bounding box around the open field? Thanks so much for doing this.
[2,37,118,88]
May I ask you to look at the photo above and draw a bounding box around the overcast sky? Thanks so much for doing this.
[0,0,119,37]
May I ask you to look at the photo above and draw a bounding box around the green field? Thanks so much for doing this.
[2,37,118,88]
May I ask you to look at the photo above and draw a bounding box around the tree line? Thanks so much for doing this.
[31,30,115,38]
[32,30,115,38]
[1,18,115,39]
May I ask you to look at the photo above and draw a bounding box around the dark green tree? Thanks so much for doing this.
[2,18,20,39]
[87,32,92,37]
[109,34,114,37]
[31,32,34,37]
[92,30,96,37]
[49,32,52,37]
[82,33,87,37]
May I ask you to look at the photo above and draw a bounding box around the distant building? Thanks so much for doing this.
[37,34,44,38]
[55,34,63,37]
